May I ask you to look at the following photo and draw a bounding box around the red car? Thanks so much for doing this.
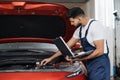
[0,1,86,80]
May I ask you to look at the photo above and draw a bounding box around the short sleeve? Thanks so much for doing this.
[73,27,80,39]
[91,21,106,41]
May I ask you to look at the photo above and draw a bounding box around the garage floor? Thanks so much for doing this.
[114,77,120,80]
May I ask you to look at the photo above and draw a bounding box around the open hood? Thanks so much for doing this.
[0,1,76,43]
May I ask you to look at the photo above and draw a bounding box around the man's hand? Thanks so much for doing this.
[77,51,85,55]
[65,52,85,61]
[65,55,72,62]
[40,58,52,66]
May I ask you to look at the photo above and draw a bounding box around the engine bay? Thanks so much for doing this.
[0,50,82,72]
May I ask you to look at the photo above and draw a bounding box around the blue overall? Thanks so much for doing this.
[79,20,110,80]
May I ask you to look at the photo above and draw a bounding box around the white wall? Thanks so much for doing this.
[106,27,115,77]
[114,0,120,67]
[86,0,95,18]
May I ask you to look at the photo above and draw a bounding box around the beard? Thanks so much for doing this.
[76,23,82,28]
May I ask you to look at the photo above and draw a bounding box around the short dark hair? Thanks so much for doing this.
[66,7,85,18]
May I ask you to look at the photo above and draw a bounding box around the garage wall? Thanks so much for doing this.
[114,0,120,66]
[86,0,95,18]
[57,0,95,18]
[57,3,87,13]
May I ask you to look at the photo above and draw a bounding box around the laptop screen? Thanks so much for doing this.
[54,36,74,57]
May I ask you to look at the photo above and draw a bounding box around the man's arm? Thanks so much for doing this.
[40,37,79,65]
[71,39,104,61]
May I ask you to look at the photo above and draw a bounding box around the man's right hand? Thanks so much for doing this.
[40,58,52,66]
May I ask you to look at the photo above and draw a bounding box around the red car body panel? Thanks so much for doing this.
[0,38,53,43]
[0,72,86,80]
[0,1,85,80]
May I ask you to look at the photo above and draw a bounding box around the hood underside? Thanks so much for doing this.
[0,1,76,43]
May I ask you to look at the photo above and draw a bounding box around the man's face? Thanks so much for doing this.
[69,17,82,27]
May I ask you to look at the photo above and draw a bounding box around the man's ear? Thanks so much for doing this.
[78,16,81,20]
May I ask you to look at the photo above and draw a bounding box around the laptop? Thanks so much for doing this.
[54,36,94,58]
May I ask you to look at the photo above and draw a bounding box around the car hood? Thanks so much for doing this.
[0,1,68,14]
[0,1,75,43]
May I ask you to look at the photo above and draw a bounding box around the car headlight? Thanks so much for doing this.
[65,69,82,78]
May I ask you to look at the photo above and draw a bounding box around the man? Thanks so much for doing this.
[40,7,110,80]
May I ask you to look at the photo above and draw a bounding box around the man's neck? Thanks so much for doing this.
[82,17,90,27]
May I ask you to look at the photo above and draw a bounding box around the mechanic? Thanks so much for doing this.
[40,7,110,80]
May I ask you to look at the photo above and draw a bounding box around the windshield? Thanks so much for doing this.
[0,42,58,51]
[0,15,66,39]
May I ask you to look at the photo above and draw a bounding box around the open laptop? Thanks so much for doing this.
[54,36,94,58]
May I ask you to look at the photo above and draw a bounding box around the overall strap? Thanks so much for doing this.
[79,20,95,38]
[85,20,95,37]
[106,41,109,55]
[79,26,82,38]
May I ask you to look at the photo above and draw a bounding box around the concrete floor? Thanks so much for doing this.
[113,76,120,80]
